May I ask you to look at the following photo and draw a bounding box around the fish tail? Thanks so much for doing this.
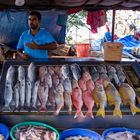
[130,104,140,116]
[39,106,47,112]
[85,110,94,119]
[2,106,11,112]
[96,107,105,118]
[113,107,122,118]
[74,110,84,118]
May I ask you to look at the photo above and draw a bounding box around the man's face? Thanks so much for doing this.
[28,15,40,30]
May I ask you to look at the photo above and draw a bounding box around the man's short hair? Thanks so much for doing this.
[29,11,41,21]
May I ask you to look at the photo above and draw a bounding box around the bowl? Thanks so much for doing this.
[0,123,9,140]
[10,121,59,140]
[60,128,101,140]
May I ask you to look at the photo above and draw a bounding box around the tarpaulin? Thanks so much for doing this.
[0,10,67,49]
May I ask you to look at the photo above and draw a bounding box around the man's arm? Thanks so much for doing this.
[26,41,58,50]
[17,49,29,60]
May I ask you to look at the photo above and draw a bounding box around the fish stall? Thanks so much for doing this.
[0,58,140,133]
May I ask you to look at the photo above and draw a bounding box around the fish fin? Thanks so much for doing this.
[96,107,105,118]
[74,110,84,118]
[130,104,140,116]
[39,106,47,112]
[113,107,122,118]
[2,106,11,112]
[85,110,94,119]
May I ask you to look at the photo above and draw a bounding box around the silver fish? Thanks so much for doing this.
[19,79,26,109]
[61,64,71,79]
[26,80,32,110]
[3,82,13,111]
[31,80,39,109]
[14,81,20,110]
[63,78,72,93]
[55,83,64,115]
[70,63,81,81]
[18,65,25,82]
[6,65,15,85]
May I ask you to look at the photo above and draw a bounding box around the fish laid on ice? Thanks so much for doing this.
[70,63,81,81]
[82,90,94,118]
[71,80,84,118]
[93,80,107,118]
[55,83,64,115]
[119,83,140,115]
[104,80,122,118]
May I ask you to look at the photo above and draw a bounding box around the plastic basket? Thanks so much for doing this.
[103,42,123,61]
[102,127,140,140]
[75,43,91,57]
[60,128,101,140]
[10,121,60,140]
[0,123,9,140]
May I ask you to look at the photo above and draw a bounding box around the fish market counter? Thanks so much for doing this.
[0,59,140,131]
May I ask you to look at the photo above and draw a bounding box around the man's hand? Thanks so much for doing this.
[26,41,38,49]
[17,50,29,60]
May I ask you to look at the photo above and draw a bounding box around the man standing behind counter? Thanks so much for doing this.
[17,11,58,60]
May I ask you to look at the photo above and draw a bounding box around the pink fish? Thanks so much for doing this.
[86,79,95,92]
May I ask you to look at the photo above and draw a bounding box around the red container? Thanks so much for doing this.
[75,43,91,57]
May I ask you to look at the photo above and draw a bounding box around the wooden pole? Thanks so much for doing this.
[112,9,115,42]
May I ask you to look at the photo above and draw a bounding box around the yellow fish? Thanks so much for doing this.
[93,80,107,118]
[104,80,122,118]
[119,83,140,115]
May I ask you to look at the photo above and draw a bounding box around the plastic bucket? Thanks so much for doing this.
[0,123,9,140]
[10,121,60,140]
[60,128,101,140]
[75,43,91,57]
[102,127,140,140]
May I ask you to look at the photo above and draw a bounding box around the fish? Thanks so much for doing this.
[19,79,26,110]
[55,83,64,115]
[82,71,92,82]
[61,64,71,79]
[38,83,48,112]
[104,80,122,118]
[78,78,87,92]
[45,73,52,88]
[27,62,36,84]
[90,66,100,82]
[97,65,107,73]
[38,66,47,83]
[53,66,62,78]
[119,83,140,115]
[47,66,55,75]
[25,80,32,110]
[14,81,20,110]
[18,65,25,82]
[86,79,95,92]
[3,82,13,111]
[107,65,116,73]
[31,80,39,109]
[93,80,107,118]
[71,80,84,118]
[63,78,72,93]
[82,90,94,118]
[48,87,56,107]
[70,63,81,81]
[99,73,109,80]
[117,70,126,83]
[5,65,15,85]
[52,74,60,87]
[108,72,120,86]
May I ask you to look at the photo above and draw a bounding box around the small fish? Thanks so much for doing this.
[6,65,15,85]
[70,63,81,81]
[26,80,32,110]
[31,80,39,109]
[119,83,140,115]
[14,81,20,110]
[18,65,25,82]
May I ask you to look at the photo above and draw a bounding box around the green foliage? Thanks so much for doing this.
[66,10,87,44]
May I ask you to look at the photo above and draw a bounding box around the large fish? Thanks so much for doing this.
[27,62,36,84]
[104,80,122,118]
[61,64,71,80]
[63,78,72,114]
[82,90,94,118]
[55,83,64,115]
[71,80,84,118]
[3,82,13,111]
[70,63,81,81]
[18,66,25,82]
[38,81,48,112]
[5,65,15,85]
[25,80,32,110]
[93,80,107,118]
[119,83,140,115]
[31,80,40,109]
[14,81,20,111]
